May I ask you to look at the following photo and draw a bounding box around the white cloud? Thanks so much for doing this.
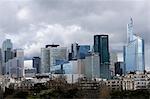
[5,23,92,58]
[17,7,30,20]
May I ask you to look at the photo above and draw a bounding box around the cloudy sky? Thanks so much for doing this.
[0,0,149,69]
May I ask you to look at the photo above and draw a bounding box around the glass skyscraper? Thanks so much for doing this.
[94,35,110,79]
[94,35,109,63]
[32,57,41,74]
[124,18,145,73]
[2,39,13,74]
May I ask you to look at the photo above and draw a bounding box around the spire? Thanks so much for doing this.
[127,17,134,43]
[130,17,133,25]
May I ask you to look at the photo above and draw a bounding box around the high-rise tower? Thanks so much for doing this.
[127,18,134,43]
[94,35,110,79]
[2,39,13,74]
[41,45,68,73]
[124,18,145,73]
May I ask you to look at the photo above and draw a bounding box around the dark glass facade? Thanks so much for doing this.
[115,62,125,76]
[94,35,110,79]
[32,57,41,73]
[94,35,109,63]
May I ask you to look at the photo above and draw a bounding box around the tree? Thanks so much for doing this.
[99,85,110,99]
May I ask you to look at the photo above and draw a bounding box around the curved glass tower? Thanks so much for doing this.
[124,18,145,73]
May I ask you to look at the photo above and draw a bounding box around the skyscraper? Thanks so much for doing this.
[94,35,110,79]
[115,62,125,76]
[70,43,90,60]
[41,45,68,73]
[0,49,2,75]
[110,52,118,76]
[2,39,13,74]
[124,18,145,73]
[41,47,50,73]
[32,57,41,74]
[71,43,78,60]
[9,49,24,78]
[77,45,90,59]
[84,53,100,79]
[94,35,109,63]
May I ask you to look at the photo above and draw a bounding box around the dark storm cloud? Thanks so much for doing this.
[0,0,149,68]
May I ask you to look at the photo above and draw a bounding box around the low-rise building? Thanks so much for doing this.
[122,74,150,90]
[106,79,122,91]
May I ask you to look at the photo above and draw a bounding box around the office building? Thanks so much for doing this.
[84,53,100,79]
[2,39,13,62]
[71,43,90,60]
[122,74,149,90]
[2,39,13,74]
[32,57,41,73]
[24,68,36,77]
[110,52,118,76]
[9,49,24,78]
[115,62,125,76]
[94,35,110,79]
[41,48,50,73]
[50,60,84,83]
[106,79,122,91]
[41,45,68,73]
[94,35,109,63]
[77,45,90,59]
[0,49,2,75]
[71,43,78,59]
[124,18,145,73]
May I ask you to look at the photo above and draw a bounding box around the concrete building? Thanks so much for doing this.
[122,74,150,90]
[41,45,68,73]
[84,53,100,80]
[110,52,118,76]
[8,49,24,78]
[24,68,36,77]
[106,79,122,91]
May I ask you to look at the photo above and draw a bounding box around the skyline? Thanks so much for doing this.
[0,0,149,69]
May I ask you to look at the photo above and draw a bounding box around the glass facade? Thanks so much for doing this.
[41,46,68,73]
[124,18,145,73]
[115,62,125,76]
[71,43,90,60]
[94,35,109,63]
[32,57,41,73]
[94,35,110,79]
[77,45,90,59]
[50,61,78,74]
[2,39,13,74]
